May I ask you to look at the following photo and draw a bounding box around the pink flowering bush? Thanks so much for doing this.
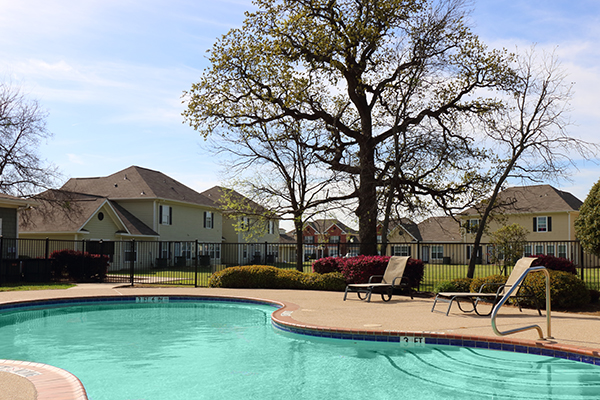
[312,256,344,274]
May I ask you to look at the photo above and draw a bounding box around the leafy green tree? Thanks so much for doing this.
[488,223,529,273]
[575,178,600,257]
[183,0,516,254]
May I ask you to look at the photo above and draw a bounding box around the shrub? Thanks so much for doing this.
[312,257,343,274]
[589,289,600,303]
[339,255,389,284]
[467,271,590,309]
[522,270,590,309]
[337,255,424,289]
[433,277,473,293]
[531,254,577,274]
[208,265,346,291]
[50,249,109,282]
[470,275,507,293]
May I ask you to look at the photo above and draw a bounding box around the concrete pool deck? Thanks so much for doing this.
[1,283,599,399]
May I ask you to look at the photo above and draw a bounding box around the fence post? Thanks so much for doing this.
[264,241,268,264]
[129,239,135,286]
[194,240,199,287]
[45,237,50,280]
[580,242,585,282]
[0,236,3,285]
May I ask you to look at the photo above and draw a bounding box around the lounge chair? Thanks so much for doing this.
[431,257,542,316]
[343,256,413,302]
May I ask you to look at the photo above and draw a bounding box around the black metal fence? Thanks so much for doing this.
[1,237,599,290]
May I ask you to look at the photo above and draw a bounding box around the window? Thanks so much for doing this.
[535,244,544,256]
[329,235,340,243]
[160,242,169,259]
[268,220,275,235]
[202,243,221,259]
[432,245,444,260]
[533,216,552,232]
[159,205,172,225]
[304,236,314,244]
[204,211,214,229]
[524,245,532,257]
[392,245,411,257]
[181,242,192,259]
[240,216,249,231]
[467,219,480,234]
[377,235,382,243]
[328,246,339,257]
[547,245,555,257]
[558,244,567,259]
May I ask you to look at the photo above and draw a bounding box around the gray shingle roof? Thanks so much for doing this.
[61,166,215,208]
[461,185,583,215]
[20,190,158,236]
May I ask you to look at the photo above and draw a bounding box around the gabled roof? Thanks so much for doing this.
[305,219,359,236]
[201,186,269,215]
[60,166,215,208]
[19,190,158,236]
[461,185,583,216]
[384,218,422,241]
[417,216,461,242]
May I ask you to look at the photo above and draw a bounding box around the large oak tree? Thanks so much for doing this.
[184,0,515,254]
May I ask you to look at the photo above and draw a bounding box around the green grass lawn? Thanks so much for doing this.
[0,282,75,292]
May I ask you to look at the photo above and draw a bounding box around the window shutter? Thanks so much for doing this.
[408,247,412,257]
[548,216,552,232]
[203,212,207,228]
[211,213,214,229]
[467,246,471,259]
[533,217,537,232]
[159,205,163,224]
[169,207,173,225]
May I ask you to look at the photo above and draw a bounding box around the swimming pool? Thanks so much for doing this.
[1,297,599,399]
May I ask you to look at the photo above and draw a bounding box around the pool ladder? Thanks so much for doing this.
[491,266,553,340]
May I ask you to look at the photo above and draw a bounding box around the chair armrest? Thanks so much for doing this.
[392,276,410,287]
[368,275,384,283]
[478,282,503,294]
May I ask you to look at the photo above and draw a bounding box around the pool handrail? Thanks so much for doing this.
[491,265,552,340]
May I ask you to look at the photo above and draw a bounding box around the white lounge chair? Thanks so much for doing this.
[431,257,542,316]
[343,256,413,302]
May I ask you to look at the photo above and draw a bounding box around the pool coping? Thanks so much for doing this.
[2,293,600,399]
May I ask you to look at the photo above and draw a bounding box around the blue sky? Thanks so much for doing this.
[1,0,599,219]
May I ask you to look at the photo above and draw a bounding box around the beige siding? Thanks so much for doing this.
[462,211,580,243]
[82,205,123,240]
[156,202,222,242]
[116,200,156,230]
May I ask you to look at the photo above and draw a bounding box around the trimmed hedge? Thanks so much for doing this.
[434,277,473,293]
[466,271,590,309]
[312,257,342,274]
[531,254,577,274]
[208,265,346,291]
[50,249,109,282]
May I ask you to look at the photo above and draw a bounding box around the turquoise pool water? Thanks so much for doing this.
[0,299,599,399]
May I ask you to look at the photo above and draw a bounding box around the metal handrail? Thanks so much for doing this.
[491,266,553,340]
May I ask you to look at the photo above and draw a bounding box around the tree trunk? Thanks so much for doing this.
[294,217,305,272]
[356,143,378,255]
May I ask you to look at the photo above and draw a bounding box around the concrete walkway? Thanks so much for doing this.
[1,284,599,399]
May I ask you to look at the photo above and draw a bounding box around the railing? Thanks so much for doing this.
[491,266,552,340]
[1,237,599,290]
